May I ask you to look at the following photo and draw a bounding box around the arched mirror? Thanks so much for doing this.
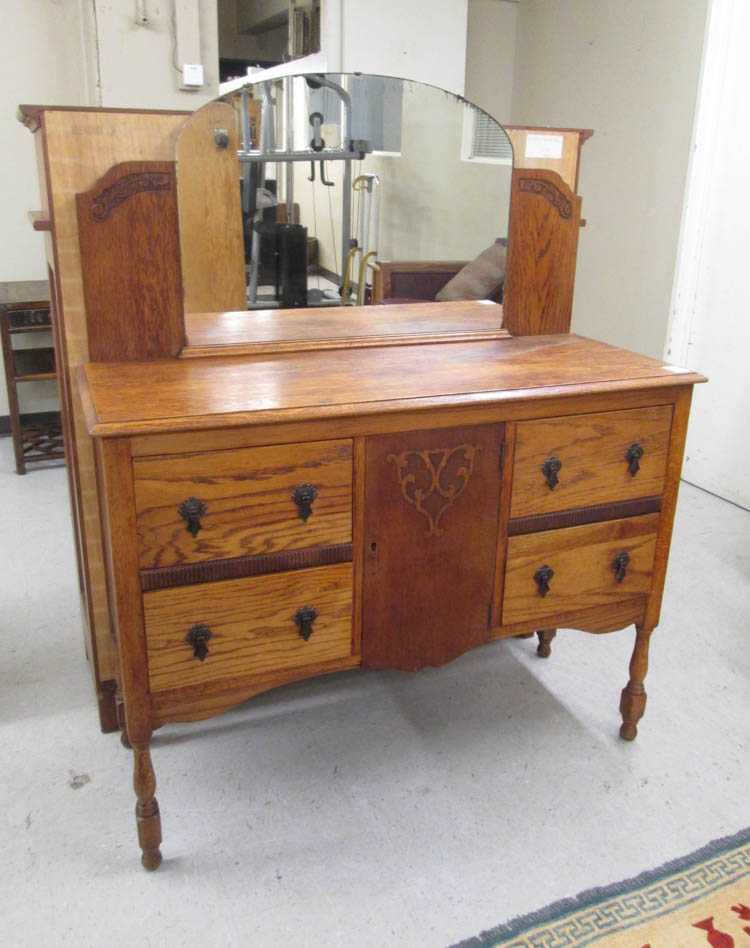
[176,73,514,349]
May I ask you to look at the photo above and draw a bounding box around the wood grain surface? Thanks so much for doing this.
[502,513,659,624]
[125,386,690,459]
[134,439,352,568]
[143,563,353,692]
[183,300,507,357]
[176,101,246,315]
[76,161,185,362]
[510,406,672,517]
[504,127,591,192]
[34,107,189,701]
[81,334,704,438]
[503,169,582,336]
[362,424,504,671]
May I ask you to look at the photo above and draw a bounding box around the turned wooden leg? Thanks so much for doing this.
[536,629,556,658]
[620,626,653,741]
[133,740,162,870]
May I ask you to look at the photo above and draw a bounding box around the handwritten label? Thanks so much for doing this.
[525,133,564,159]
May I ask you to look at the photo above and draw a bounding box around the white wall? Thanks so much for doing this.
[337,0,468,95]
[511,0,709,357]
[0,2,88,286]
[0,0,219,418]
[465,0,517,123]
[87,0,219,109]
[0,2,90,416]
[666,0,750,508]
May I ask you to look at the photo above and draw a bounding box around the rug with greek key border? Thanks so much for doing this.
[453,828,750,948]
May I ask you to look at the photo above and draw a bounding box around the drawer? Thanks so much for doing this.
[143,563,353,692]
[134,439,352,568]
[510,407,672,518]
[502,513,659,625]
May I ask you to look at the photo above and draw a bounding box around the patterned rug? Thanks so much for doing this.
[454,828,750,947]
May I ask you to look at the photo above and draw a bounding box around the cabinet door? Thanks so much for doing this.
[363,424,504,671]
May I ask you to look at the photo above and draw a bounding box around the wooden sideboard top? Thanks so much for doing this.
[79,333,705,438]
[183,301,509,357]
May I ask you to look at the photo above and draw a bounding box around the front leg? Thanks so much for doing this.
[619,626,653,741]
[133,738,162,870]
[536,629,556,658]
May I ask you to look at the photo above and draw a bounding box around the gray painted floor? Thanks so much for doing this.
[0,439,747,947]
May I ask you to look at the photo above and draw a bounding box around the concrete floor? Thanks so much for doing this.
[0,438,747,947]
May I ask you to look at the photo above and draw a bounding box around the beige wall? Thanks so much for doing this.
[510,0,709,357]
[289,81,512,277]
[465,0,517,123]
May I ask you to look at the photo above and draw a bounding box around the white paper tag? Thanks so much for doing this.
[525,133,564,159]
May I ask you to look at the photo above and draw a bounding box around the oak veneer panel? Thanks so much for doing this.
[143,563,353,692]
[76,161,185,361]
[510,406,672,518]
[503,513,659,625]
[363,424,503,671]
[81,335,704,437]
[32,108,190,702]
[134,439,353,568]
[503,169,582,336]
[183,300,507,356]
[176,101,246,315]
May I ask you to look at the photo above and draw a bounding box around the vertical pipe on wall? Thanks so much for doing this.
[174,0,203,88]
[321,0,343,71]
[285,77,294,221]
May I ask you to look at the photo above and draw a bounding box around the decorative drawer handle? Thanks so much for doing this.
[294,605,318,641]
[178,497,207,537]
[625,443,644,477]
[534,565,554,597]
[612,551,630,583]
[541,457,562,490]
[293,484,318,522]
[185,623,212,661]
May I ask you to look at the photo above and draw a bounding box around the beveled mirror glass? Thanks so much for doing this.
[177,73,514,352]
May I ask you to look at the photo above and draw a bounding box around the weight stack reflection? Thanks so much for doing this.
[275,224,308,308]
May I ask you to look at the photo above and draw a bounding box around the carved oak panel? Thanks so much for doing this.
[362,424,504,671]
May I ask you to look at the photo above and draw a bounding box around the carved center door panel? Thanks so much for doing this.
[362,424,504,671]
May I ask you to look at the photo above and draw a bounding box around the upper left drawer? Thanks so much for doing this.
[134,439,353,569]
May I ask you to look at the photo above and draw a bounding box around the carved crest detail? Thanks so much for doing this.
[91,172,171,221]
[518,177,573,219]
[388,444,478,537]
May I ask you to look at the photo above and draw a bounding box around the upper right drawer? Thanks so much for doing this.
[510,406,672,518]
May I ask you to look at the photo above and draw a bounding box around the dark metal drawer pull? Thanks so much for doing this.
[178,497,207,537]
[541,456,562,490]
[185,623,212,661]
[625,443,644,477]
[612,551,630,583]
[293,484,318,522]
[534,565,554,597]
[294,605,318,641]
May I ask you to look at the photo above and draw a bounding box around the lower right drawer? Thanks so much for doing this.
[502,513,659,625]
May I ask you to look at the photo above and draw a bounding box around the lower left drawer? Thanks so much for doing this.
[143,563,353,693]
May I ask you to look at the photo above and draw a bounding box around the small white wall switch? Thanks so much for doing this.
[181,63,205,89]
